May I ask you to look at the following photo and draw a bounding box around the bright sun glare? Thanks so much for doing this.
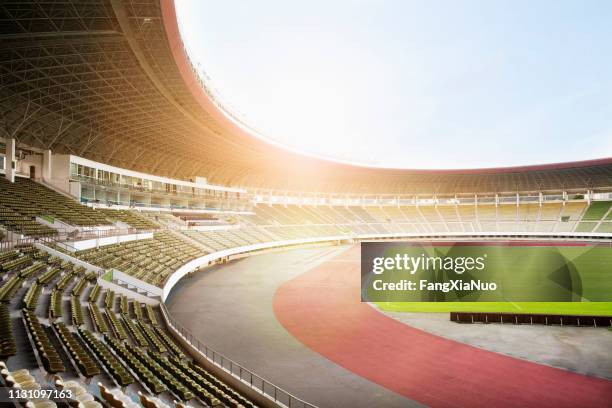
[175,0,612,169]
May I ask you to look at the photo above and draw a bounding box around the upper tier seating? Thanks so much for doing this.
[98,209,160,230]
[576,201,612,233]
[582,201,612,220]
[0,178,115,237]
[67,198,606,288]
[0,204,57,237]
[0,178,607,292]
[0,174,605,241]
[235,201,600,235]
[141,212,187,229]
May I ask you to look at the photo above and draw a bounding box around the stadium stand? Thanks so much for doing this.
[74,232,208,286]
[575,201,612,233]
[0,163,607,259]
[0,178,110,230]
[3,194,594,293]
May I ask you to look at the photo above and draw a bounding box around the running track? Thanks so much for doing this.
[273,246,612,408]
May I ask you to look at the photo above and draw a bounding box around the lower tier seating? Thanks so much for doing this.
[80,329,134,387]
[53,322,100,377]
[104,336,167,394]
[0,245,259,408]
[74,231,207,286]
[23,310,65,373]
[0,304,16,358]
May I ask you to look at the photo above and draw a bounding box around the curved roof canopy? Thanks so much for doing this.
[1,0,611,194]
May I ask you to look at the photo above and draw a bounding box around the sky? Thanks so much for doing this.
[175,0,612,169]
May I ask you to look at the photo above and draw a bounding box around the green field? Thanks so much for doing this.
[375,301,612,315]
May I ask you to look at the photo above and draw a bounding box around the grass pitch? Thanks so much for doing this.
[375,301,612,315]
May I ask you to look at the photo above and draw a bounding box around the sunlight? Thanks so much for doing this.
[175,0,612,169]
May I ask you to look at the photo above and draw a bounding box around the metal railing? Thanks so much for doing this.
[56,227,157,241]
[159,303,317,408]
[0,235,60,252]
[113,277,160,298]
[74,175,248,201]
[0,227,156,253]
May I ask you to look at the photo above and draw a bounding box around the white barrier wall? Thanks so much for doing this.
[113,269,163,297]
[57,232,153,252]
[161,235,348,301]
[35,243,104,274]
[97,278,159,305]
[189,225,240,231]
[36,216,77,233]
[354,231,612,240]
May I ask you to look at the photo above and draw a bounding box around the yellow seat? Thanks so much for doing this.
[26,401,57,408]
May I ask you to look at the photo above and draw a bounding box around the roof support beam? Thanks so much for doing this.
[0,30,121,41]
[109,0,224,146]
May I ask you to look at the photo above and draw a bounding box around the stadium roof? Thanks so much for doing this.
[1,0,611,195]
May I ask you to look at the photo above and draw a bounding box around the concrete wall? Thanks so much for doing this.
[49,154,74,196]
[97,278,159,305]
[59,232,153,252]
[188,224,240,231]
[113,269,162,297]
[34,243,104,274]
[21,154,42,179]
[36,216,77,233]
[161,235,349,301]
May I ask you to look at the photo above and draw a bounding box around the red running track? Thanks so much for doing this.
[273,246,612,408]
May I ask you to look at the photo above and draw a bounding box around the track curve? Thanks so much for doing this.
[273,245,612,408]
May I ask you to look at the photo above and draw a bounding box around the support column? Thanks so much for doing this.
[42,149,52,182]
[5,138,15,182]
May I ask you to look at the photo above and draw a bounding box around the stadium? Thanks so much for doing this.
[0,1,611,407]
